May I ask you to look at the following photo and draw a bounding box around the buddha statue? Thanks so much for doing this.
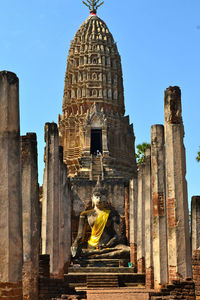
[71,179,130,259]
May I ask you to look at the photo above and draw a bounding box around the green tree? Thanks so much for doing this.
[196,148,200,162]
[136,142,151,165]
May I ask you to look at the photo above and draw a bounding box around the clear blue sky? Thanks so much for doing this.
[0,0,199,205]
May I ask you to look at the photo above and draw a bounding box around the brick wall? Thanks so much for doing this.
[150,278,195,299]
[38,254,86,300]
[146,266,154,289]
[137,257,145,273]
[130,242,137,271]
[192,249,200,298]
[169,279,195,299]
[0,281,22,299]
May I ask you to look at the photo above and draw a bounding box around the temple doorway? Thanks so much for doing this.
[90,129,102,155]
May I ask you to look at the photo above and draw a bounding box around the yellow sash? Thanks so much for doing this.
[88,209,110,247]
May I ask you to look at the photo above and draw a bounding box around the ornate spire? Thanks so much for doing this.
[82,0,104,14]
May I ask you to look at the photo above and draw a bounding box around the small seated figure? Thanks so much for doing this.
[96,150,101,156]
[71,179,130,259]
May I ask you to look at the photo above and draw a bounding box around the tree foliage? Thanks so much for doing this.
[196,148,200,162]
[136,142,151,165]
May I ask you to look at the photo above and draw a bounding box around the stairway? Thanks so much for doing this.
[91,156,102,180]
[66,258,145,289]
[87,274,119,288]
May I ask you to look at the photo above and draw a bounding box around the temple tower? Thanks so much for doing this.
[58,1,137,241]
[58,3,136,181]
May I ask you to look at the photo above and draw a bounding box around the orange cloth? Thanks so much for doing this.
[88,209,110,247]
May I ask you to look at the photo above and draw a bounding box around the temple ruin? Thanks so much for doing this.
[0,1,199,299]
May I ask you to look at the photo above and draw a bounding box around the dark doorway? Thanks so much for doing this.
[90,129,102,155]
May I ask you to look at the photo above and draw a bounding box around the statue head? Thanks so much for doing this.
[92,177,107,208]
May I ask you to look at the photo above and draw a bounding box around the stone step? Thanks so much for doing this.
[92,160,101,164]
[52,295,86,300]
[65,273,145,288]
[87,275,118,279]
[92,169,101,173]
[71,258,129,268]
[87,274,119,288]
[68,267,135,273]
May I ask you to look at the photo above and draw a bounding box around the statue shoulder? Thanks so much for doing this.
[80,209,94,217]
[109,209,120,224]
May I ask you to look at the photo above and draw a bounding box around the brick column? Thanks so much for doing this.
[137,164,145,273]
[42,123,71,277]
[164,86,192,281]
[191,196,200,252]
[21,133,40,299]
[151,125,168,289]
[144,148,154,289]
[0,71,23,283]
[129,177,138,269]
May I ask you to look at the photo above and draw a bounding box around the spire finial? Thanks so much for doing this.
[82,0,104,14]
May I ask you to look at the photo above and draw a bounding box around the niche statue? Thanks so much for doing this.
[71,179,130,259]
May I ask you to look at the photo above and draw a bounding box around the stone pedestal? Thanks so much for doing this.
[144,148,154,289]
[164,86,192,281]
[151,125,168,289]
[137,164,145,273]
[129,177,138,269]
[0,71,23,283]
[42,123,71,277]
[191,196,200,252]
[21,133,40,299]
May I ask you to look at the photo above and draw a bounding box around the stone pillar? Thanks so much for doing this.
[0,71,23,284]
[124,185,129,242]
[129,177,138,270]
[83,126,91,155]
[58,146,71,275]
[42,123,59,276]
[151,125,168,289]
[137,164,145,273]
[164,86,192,281]
[144,148,154,289]
[191,196,200,252]
[42,123,71,277]
[21,133,40,299]
[102,128,109,155]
